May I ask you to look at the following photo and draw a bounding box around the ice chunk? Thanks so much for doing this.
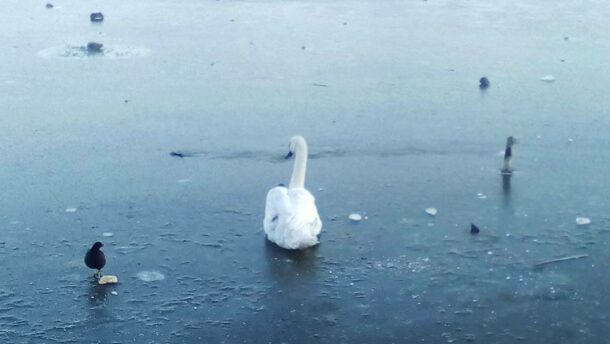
[540,75,556,82]
[65,207,77,213]
[98,275,118,285]
[576,217,591,225]
[102,232,114,237]
[425,208,437,216]
[348,213,363,222]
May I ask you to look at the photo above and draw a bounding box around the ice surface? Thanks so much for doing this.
[1,0,609,342]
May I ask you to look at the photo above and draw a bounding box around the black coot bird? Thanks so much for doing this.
[85,242,106,279]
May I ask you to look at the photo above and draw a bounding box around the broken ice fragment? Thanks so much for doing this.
[98,275,118,284]
[348,213,363,222]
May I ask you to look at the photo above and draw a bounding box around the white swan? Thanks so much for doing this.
[264,136,322,249]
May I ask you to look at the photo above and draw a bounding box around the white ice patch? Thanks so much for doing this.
[136,270,165,282]
[540,75,556,82]
[425,208,437,216]
[102,232,114,237]
[575,217,591,225]
[65,207,77,213]
[348,213,363,222]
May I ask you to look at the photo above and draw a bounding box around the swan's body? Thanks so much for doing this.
[501,136,517,174]
[264,136,322,249]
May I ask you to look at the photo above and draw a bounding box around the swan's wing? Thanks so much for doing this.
[288,189,323,239]
[264,186,290,236]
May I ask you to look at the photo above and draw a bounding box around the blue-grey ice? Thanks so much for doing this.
[1,0,609,342]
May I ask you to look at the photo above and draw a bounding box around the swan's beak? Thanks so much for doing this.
[284,151,294,159]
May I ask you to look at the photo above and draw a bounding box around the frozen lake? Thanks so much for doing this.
[1,0,610,342]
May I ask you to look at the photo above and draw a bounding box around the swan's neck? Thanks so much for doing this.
[289,144,307,189]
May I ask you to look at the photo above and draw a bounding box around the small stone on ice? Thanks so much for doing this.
[348,213,363,222]
[90,12,104,22]
[471,223,480,234]
[425,208,438,216]
[65,207,77,213]
[540,75,556,82]
[576,217,591,225]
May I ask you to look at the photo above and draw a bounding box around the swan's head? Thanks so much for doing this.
[92,242,104,250]
[285,136,306,159]
[506,136,517,147]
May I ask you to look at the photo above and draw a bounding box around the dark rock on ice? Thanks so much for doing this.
[90,12,104,22]
[470,223,480,234]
